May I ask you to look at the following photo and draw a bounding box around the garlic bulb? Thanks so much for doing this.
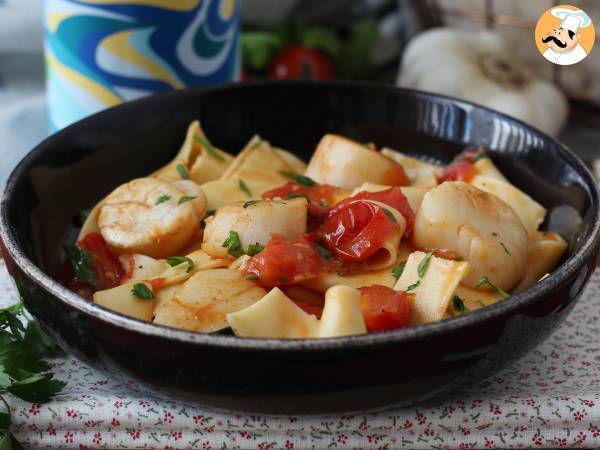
[397,28,568,136]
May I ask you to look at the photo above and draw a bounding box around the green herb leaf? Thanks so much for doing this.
[131,283,154,300]
[452,295,468,313]
[241,31,283,71]
[23,322,57,359]
[383,208,397,223]
[0,367,10,389]
[281,171,317,186]
[406,280,420,291]
[6,373,66,403]
[315,243,332,260]
[476,276,509,299]
[391,261,406,279]
[500,242,511,256]
[176,164,189,180]
[247,243,265,257]
[178,195,197,205]
[476,299,486,307]
[156,195,171,205]
[62,244,97,287]
[245,274,260,281]
[336,19,378,79]
[222,231,245,258]
[0,411,11,430]
[299,26,341,56]
[243,200,260,209]
[166,256,194,273]
[454,256,465,261]
[337,272,345,277]
[238,179,252,197]
[417,251,434,278]
[0,430,25,450]
[192,135,225,162]
[474,150,488,162]
[201,210,215,224]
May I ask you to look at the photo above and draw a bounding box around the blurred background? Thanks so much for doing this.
[1,0,599,185]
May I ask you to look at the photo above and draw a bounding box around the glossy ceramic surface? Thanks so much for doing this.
[1,81,599,414]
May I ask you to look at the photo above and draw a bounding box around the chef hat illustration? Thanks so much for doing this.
[551,8,592,33]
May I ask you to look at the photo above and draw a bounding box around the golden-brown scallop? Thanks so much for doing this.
[202,198,308,259]
[98,177,204,258]
[305,134,409,190]
[413,182,528,291]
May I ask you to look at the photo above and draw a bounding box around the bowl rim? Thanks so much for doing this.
[2,80,599,352]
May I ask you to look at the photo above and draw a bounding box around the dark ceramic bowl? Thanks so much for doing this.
[1,81,599,414]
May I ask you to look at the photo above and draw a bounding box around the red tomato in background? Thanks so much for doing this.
[79,232,125,290]
[243,235,320,287]
[269,45,335,80]
[320,200,397,263]
[328,187,415,235]
[437,161,478,184]
[262,181,337,230]
[359,285,411,332]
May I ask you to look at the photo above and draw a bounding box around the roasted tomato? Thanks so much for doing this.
[79,232,125,290]
[262,181,337,229]
[328,187,415,234]
[269,45,335,80]
[320,200,398,263]
[359,285,411,332]
[437,161,478,184]
[243,234,320,287]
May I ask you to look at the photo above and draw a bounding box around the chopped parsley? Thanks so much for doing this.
[406,280,420,291]
[392,261,406,279]
[239,179,252,197]
[156,195,171,205]
[452,295,468,313]
[243,200,260,208]
[166,256,194,273]
[178,195,196,205]
[287,193,310,201]
[417,251,434,278]
[281,171,317,186]
[222,231,245,257]
[247,243,265,257]
[315,243,332,260]
[132,283,154,300]
[176,164,189,180]
[474,150,488,162]
[476,276,509,299]
[500,242,511,256]
[245,274,260,281]
[192,135,225,162]
[337,272,345,277]
[383,208,397,223]
[63,244,97,287]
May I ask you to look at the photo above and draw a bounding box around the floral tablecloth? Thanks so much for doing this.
[1,260,600,450]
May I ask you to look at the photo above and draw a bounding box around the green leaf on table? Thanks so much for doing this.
[0,431,25,450]
[0,367,10,388]
[6,374,65,403]
[299,26,341,56]
[23,322,57,359]
[242,31,283,71]
[0,343,50,380]
[0,412,11,431]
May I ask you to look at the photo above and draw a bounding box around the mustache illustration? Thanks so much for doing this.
[542,35,567,48]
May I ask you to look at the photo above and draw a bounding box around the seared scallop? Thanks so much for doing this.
[413,182,528,291]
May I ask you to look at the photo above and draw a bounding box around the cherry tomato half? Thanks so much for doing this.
[320,200,397,263]
[79,232,125,290]
[437,161,478,184]
[269,45,335,80]
[243,235,320,288]
[328,187,415,235]
[359,285,411,332]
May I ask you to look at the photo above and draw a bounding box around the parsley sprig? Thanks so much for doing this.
[0,302,65,447]
[476,276,509,299]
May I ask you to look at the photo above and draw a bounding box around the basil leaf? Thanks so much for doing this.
[417,251,434,278]
[391,261,406,279]
[247,243,265,257]
[165,256,194,273]
[193,135,225,162]
[131,283,154,300]
[238,179,252,197]
[62,244,97,287]
[178,195,197,205]
[176,164,189,180]
[222,231,244,257]
[156,195,171,205]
